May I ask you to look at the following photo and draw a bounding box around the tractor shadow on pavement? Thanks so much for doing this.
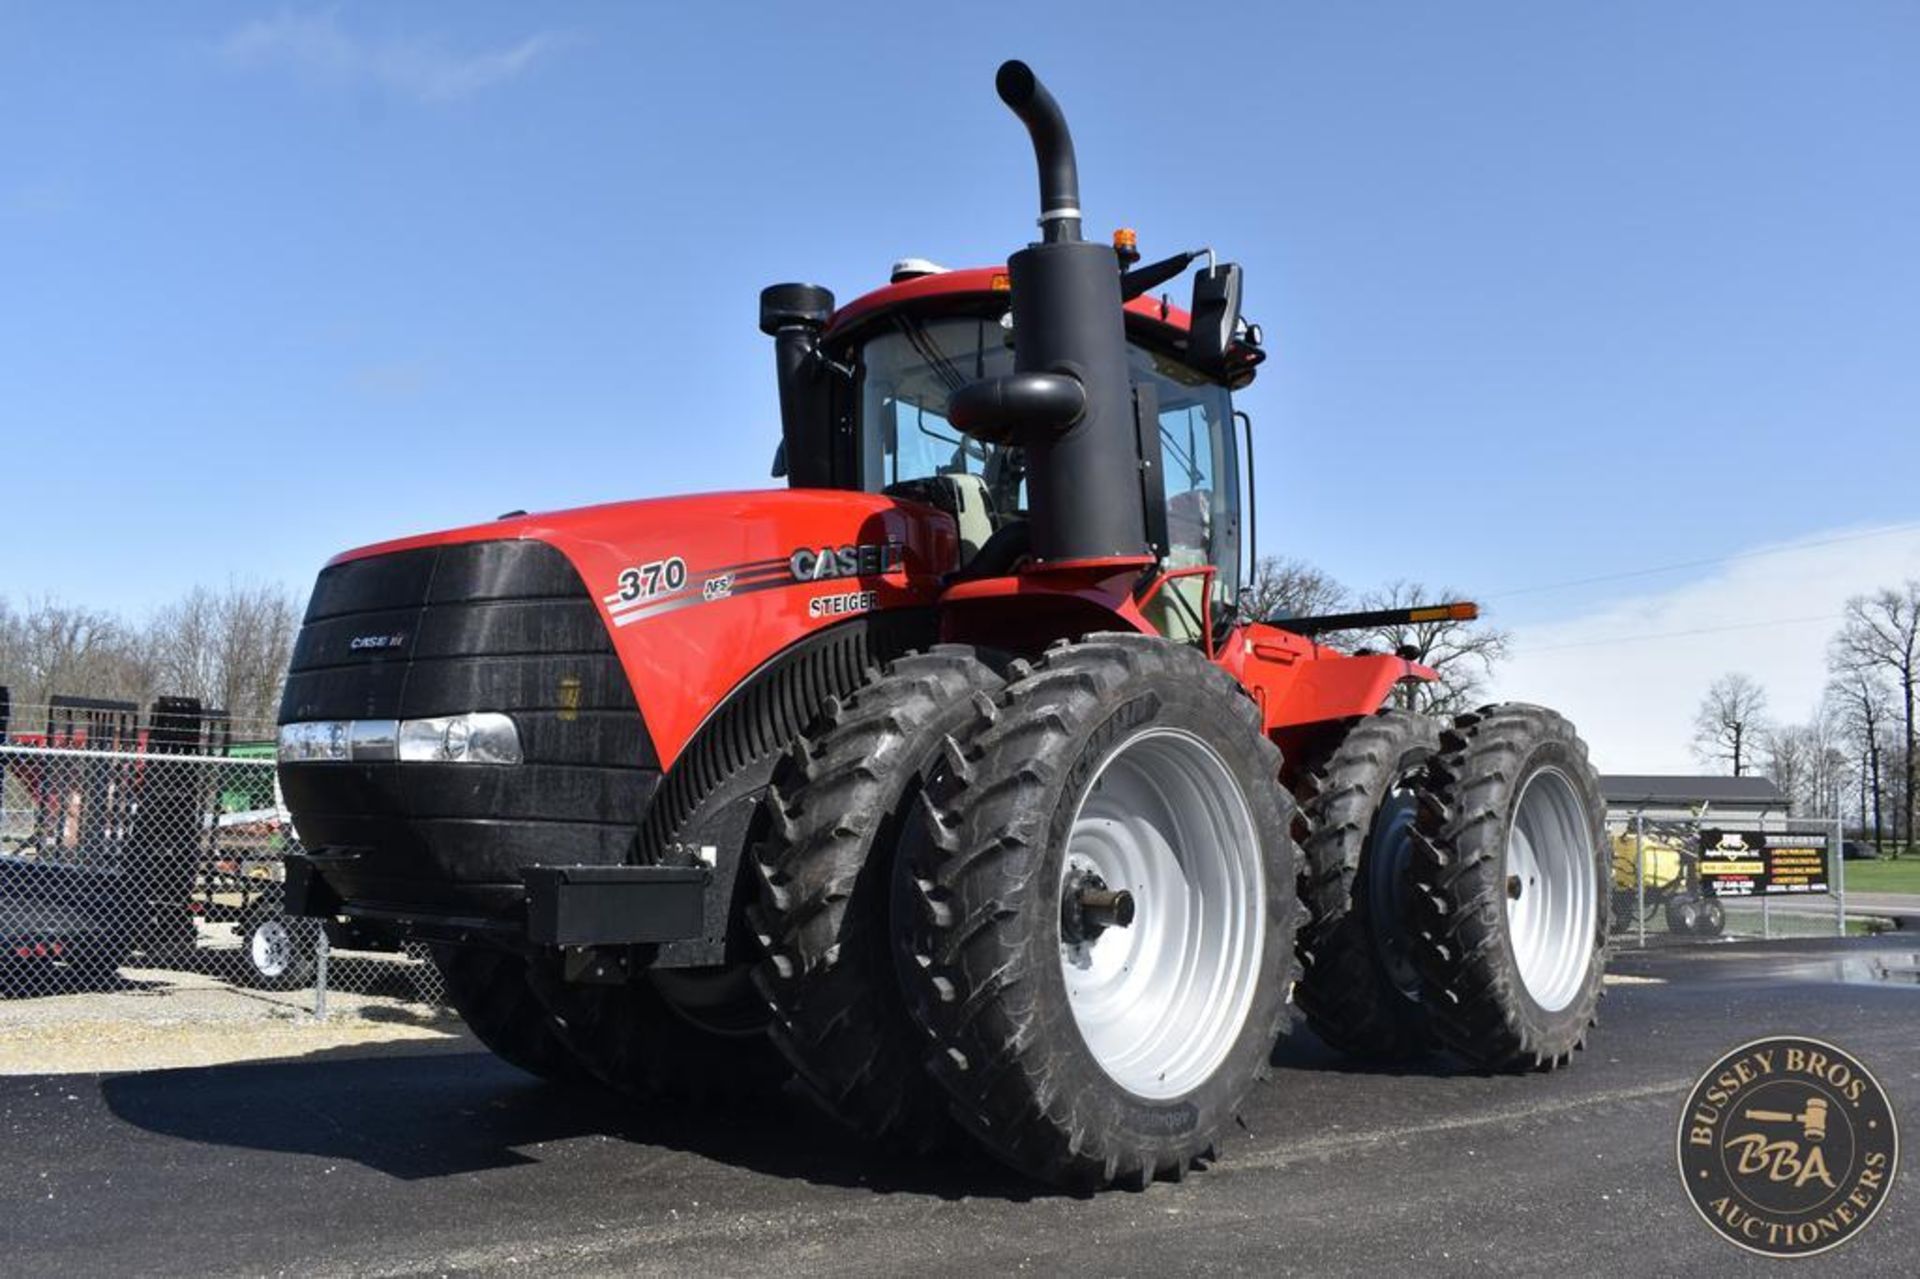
[1269,1027,1467,1079]
[100,1044,1052,1199]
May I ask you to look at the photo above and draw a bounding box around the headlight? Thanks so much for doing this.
[397,712,523,765]
[279,713,521,765]
[278,720,352,762]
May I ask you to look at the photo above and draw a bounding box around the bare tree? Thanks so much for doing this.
[1827,668,1892,853]
[2,582,302,736]
[1809,707,1853,823]
[147,581,302,728]
[1763,725,1812,812]
[1240,555,1348,622]
[214,582,302,726]
[1351,580,1510,717]
[1692,673,1770,777]
[148,587,222,710]
[1834,582,1919,855]
[1763,716,1847,817]
[0,597,149,715]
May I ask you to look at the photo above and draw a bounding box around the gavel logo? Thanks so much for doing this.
[1743,1095,1829,1143]
[1724,1095,1838,1190]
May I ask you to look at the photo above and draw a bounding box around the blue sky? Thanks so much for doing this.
[2,2,1915,677]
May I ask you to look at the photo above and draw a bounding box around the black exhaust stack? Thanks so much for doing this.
[996,61,1081,245]
[947,61,1151,566]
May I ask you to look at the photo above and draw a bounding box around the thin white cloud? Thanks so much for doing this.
[219,10,564,103]
[1491,524,1920,774]
[4,176,78,219]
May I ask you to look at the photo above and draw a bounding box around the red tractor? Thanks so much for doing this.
[277,62,1610,1189]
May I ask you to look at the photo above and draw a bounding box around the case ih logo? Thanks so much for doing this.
[348,632,407,652]
[789,541,905,582]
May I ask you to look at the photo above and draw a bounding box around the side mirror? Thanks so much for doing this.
[1188,262,1243,368]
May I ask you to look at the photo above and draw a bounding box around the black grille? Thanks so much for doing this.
[278,540,657,920]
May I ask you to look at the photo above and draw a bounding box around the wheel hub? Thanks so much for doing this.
[1060,869,1136,943]
[1364,786,1423,998]
[1056,727,1266,1101]
[1503,767,1598,1012]
[250,919,291,978]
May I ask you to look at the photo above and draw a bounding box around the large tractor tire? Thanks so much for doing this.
[903,635,1299,1189]
[750,647,1006,1149]
[432,945,593,1086]
[1407,704,1609,1071]
[1293,708,1441,1060]
[533,964,790,1106]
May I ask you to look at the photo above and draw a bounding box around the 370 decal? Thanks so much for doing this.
[599,543,908,629]
[600,552,788,627]
[606,557,687,605]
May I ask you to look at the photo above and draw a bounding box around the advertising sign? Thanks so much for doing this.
[1698,829,1830,897]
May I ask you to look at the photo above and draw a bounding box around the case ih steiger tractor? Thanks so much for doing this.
[276,62,1610,1189]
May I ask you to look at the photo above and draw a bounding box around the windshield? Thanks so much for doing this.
[857,311,1238,601]
[860,312,1025,514]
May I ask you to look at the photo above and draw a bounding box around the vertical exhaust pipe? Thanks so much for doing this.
[946,62,1149,566]
[995,60,1081,244]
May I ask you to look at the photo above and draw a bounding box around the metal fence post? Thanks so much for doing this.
[1834,814,1847,938]
[1634,813,1646,949]
[313,929,330,1021]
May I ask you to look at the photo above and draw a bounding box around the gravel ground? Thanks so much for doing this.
[0,964,458,1073]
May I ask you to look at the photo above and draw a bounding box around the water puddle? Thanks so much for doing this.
[1778,953,1920,987]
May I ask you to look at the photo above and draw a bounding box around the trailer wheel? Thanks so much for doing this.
[432,946,593,1086]
[1293,709,1441,1059]
[238,908,318,991]
[749,647,1005,1148]
[1407,704,1609,1070]
[1693,896,1726,937]
[1664,895,1701,935]
[904,635,1298,1189]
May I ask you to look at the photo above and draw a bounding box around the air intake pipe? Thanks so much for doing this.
[947,61,1150,566]
[759,283,836,489]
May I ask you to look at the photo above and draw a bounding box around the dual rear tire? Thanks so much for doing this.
[905,637,1299,1188]
[754,636,1301,1188]
[1297,704,1611,1071]
[1293,709,1440,1060]
[749,647,1008,1148]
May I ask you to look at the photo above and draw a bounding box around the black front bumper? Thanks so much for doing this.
[277,540,665,936]
[285,853,710,948]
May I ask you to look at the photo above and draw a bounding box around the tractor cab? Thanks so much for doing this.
[766,259,1265,644]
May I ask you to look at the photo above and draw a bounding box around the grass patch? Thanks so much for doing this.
[1841,856,1920,895]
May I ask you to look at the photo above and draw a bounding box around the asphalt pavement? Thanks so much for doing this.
[2,936,1916,1277]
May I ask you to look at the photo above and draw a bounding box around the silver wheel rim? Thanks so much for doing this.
[1058,727,1266,1101]
[1504,767,1597,1012]
[1364,786,1422,999]
[250,919,292,979]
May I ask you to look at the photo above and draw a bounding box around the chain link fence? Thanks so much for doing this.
[1606,814,1868,947]
[1,700,444,1012]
